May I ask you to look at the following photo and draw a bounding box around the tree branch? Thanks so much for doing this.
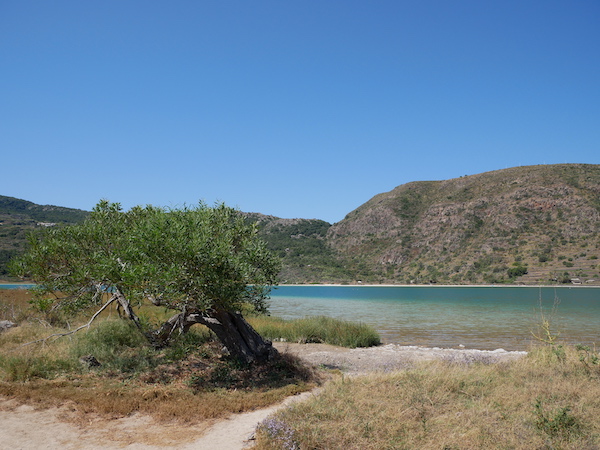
[15,294,119,349]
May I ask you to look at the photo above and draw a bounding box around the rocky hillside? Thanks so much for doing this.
[327,164,600,285]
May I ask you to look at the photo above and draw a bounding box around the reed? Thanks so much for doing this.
[248,315,381,348]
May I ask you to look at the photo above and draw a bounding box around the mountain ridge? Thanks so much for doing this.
[2,164,599,285]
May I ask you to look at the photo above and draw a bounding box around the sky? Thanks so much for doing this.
[1,1,599,223]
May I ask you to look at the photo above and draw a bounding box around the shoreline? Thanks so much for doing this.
[274,342,528,377]
[277,283,600,288]
[2,281,598,288]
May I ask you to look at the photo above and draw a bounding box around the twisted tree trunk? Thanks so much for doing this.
[153,308,277,365]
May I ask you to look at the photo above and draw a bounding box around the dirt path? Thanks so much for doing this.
[0,389,320,450]
[0,343,526,449]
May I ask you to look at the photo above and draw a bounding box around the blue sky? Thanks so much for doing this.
[1,1,598,223]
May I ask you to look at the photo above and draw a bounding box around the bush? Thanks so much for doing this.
[507,264,528,278]
[163,327,213,362]
[534,399,581,439]
[71,319,154,373]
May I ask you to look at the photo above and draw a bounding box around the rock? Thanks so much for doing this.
[79,355,101,368]
[0,320,17,333]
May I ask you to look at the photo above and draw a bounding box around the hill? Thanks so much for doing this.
[245,213,351,283]
[327,164,600,285]
[2,164,599,285]
[0,196,88,277]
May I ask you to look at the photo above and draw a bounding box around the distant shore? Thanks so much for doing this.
[277,283,600,288]
[2,281,599,288]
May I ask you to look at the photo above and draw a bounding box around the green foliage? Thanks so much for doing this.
[0,250,19,276]
[252,217,351,283]
[11,201,281,315]
[558,272,572,283]
[72,319,154,373]
[9,201,282,364]
[75,319,147,351]
[551,344,567,363]
[163,327,213,362]
[29,296,54,313]
[507,263,528,278]
[534,398,581,439]
[575,344,600,373]
[250,315,381,348]
[0,354,77,381]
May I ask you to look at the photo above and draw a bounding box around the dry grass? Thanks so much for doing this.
[0,375,310,423]
[0,289,319,424]
[0,288,33,322]
[255,345,600,449]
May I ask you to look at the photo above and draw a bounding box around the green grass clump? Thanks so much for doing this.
[249,315,380,348]
[162,326,213,362]
[71,319,155,374]
[0,353,77,381]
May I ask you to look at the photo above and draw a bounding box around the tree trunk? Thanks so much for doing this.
[153,308,277,365]
[203,308,277,364]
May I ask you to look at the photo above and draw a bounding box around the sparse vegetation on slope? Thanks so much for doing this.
[247,214,352,283]
[0,196,88,278]
[327,164,600,285]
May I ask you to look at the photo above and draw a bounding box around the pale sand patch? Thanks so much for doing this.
[274,342,527,375]
[0,390,319,450]
[0,343,526,449]
[0,397,209,449]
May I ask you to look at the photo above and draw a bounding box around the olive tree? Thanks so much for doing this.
[12,200,281,364]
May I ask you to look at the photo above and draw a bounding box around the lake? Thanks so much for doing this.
[3,283,597,351]
[267,285,600,351]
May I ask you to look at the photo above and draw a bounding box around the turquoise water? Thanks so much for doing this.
[268,285,600,351]
[0,284,36,289]
[3,284,597,351]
